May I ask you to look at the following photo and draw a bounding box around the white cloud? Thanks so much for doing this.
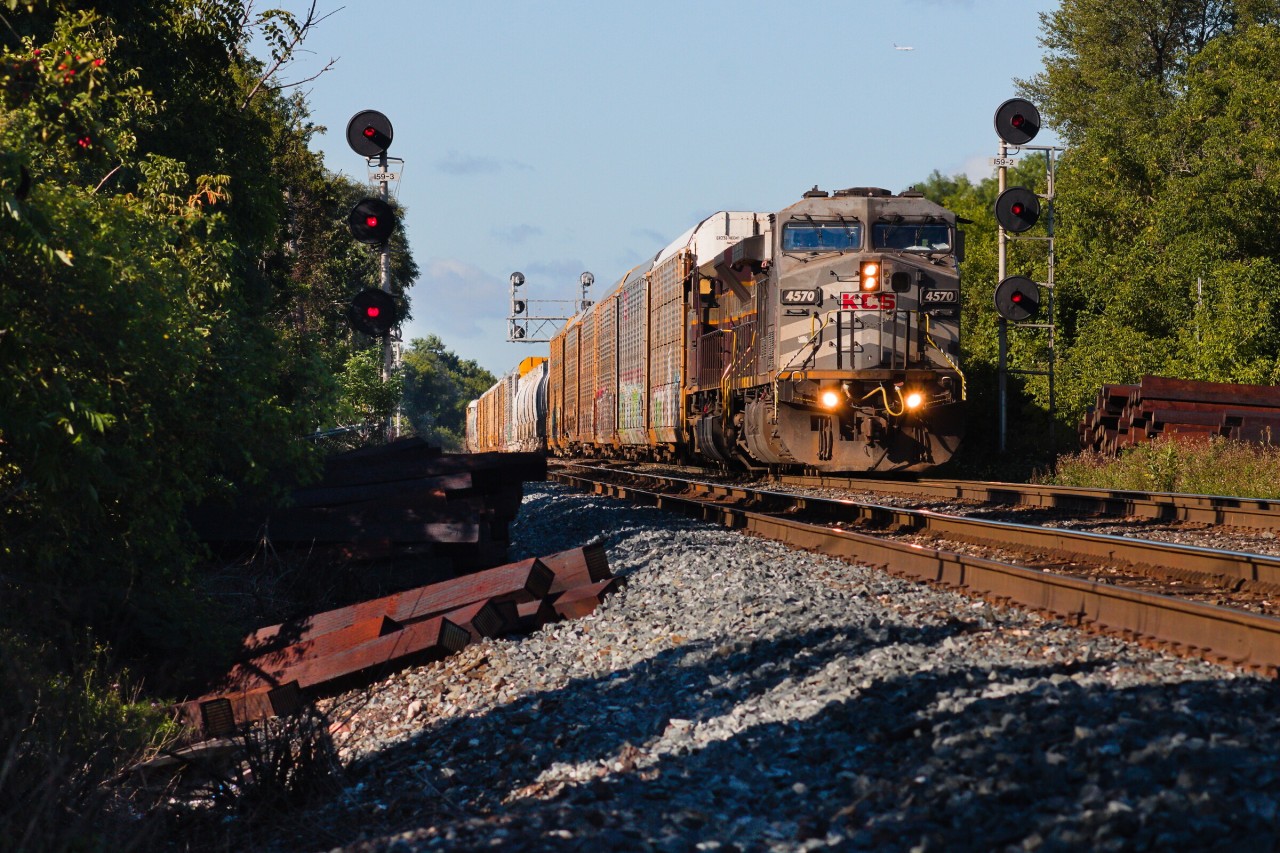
[524,258,592,283]
[960,152,998,183]
[405,258,508,339]
[492,223,544,244]
[435,151,534,176]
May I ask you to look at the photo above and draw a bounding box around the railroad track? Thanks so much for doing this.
[550,462,1280,676]
[778,471,1280,532]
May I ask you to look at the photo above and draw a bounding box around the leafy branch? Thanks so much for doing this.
[239,1,341,110]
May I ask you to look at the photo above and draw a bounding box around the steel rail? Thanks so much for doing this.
[565,465,1280,588]
[551,465,1280,674]
[778,473,1280,531]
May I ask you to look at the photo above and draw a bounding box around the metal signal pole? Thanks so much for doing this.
[345,109,402,439]
[993,98,1060,454]
[997,138,1009,452]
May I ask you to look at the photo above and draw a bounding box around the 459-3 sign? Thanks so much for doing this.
[840,292,896,310]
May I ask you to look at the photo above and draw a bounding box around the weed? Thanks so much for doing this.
[1046,435,1280,498]
[0,637,173,853]
[157,704,346,848]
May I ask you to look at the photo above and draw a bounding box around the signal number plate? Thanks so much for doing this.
[781,289,821,305]
[922,290,958,304]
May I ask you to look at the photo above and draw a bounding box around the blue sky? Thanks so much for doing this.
[260,0,1061,376]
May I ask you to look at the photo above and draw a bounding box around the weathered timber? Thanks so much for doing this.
[175,614,470,734]
[219,616,470,694]
[1138,375,1280,409]
[443,598,518,641]
[540,542,613,593]
[322,448,546,489]
[552,578,625,619]
[243,557,553,652]
[514,598,561,633]
[1081,377,1280,454]
[196,501,487,545]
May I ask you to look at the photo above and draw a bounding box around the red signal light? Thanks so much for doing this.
[347,289,397,336]
[994,98,1040,145]
[994,187,1040,233]
[994,276,1039,321]
[348,198,396,244]
[346,110,394,156]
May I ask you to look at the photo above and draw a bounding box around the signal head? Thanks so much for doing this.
[994,186,1041,233]
[348,197,397,244]
[347,288,398,336]
[994,275,1040,322]
[994,98,1040,146]
[346,110,393,156]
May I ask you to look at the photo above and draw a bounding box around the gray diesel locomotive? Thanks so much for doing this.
[468,186,966,472]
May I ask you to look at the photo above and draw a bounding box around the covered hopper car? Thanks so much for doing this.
[467,186,966,472]
[468,356,548,453]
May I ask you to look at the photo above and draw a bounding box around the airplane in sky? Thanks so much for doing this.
[893,43,915,51]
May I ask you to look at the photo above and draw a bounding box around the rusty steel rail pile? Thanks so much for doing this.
[1079,376,1280,454]
[552,464,1280,676]
[191,437,546,571]
[175,543,619,739]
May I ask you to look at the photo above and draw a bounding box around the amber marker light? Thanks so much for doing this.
[860,261,880,291]
[820,389,842,409]
[904,391,924,411]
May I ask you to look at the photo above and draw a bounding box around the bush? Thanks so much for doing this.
[0,636,174,853]
[1047,435,1280,498]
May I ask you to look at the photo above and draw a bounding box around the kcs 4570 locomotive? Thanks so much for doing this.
[467,186,966,472]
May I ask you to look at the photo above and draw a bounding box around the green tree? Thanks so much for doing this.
[1005,2,1280,432]
[333,346,403,434]
[0,0,419,659]
[0,2,428,845]
[401,335,496,450]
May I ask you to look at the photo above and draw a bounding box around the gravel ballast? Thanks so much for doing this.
[267,482,1280,852]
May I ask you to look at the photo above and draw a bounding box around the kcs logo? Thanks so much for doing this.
[840,292,896,310]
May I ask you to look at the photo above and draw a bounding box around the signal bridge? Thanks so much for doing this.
[507,271,594,343]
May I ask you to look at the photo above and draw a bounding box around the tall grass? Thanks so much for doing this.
[1046,435,1280,497]
[0,636,175,852]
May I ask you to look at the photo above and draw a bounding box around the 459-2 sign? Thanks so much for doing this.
[840,292,896,310]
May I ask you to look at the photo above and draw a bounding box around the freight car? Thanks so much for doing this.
[469,356,548,453]
[468,186,966,472]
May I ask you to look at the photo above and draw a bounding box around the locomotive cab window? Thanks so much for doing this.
[873,222,951,253]
[782,221,862,252]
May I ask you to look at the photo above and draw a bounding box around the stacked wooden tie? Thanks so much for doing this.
[175,542,619,739]
[191,438,546,571]
[1079,376,1280,454]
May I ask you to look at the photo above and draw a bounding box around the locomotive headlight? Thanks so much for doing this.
[860,261,880,292]
[904,391,924,411]
[820,389,842,409]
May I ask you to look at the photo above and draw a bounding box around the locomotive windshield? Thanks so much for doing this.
[873,222,952,253]
[782,221,862,252]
